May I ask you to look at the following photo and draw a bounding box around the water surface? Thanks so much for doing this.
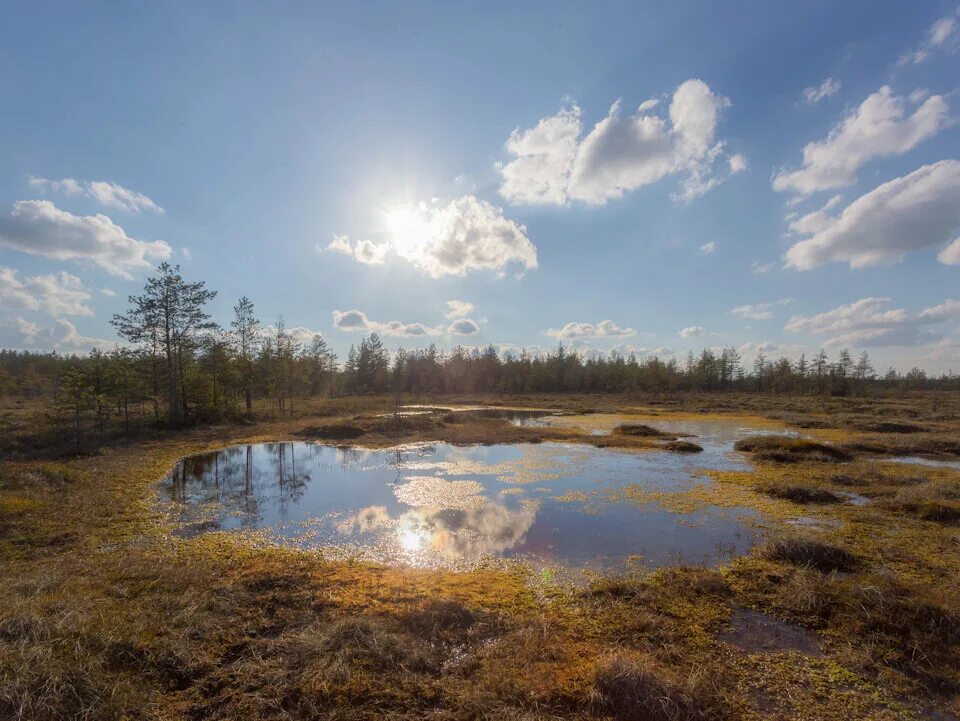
[162,423,764,573]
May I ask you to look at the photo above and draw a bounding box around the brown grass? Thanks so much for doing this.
[734,435,852,463]
[761,537,860,573]
[591,654,729,721]
[757,482,841,504]
[3,392,960,719]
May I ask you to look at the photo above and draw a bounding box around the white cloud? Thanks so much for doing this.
[498,106,582,205]
[937,237,960,265]
[773,86,949,197]
[728,153,748,174]
[498,79,742,206]
[802,77,841,104]
[699,241,716,254]
[918,299,960,321]
[332,309,442,337]
[444,300,475,318]
[899,10,959,65]
[751,260,776,274]
[784,296,959,348]
[334,197,536,278]
[324,234,390,265]
[0,267,93,317]
[785,160,960,270]
[0,200,172,278]
[0,316,115,353]
[786,297,908,334]
[448,318,480,336]
[28,177,163,214]
[180,247,192,261]
[99,287,116,297]
[262,324,324,347]
[546,320,636,340]
[731,299,791,321]
[679,325,705,338]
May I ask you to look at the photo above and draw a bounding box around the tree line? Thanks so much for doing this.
[0,263,957,444]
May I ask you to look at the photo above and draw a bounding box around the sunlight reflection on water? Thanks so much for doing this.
[161,421,767,573]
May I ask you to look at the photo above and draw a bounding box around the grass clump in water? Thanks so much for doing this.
[614,423,673,438]
[762,537,860,573]
[758,482,841,504]
[734,435,852,463]
[662,440,703,453]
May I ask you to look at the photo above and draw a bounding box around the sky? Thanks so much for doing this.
[0,1,959,372]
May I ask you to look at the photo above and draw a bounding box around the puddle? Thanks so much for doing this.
[884,456,960,471]
[720,609,822,656]
[382,405,561,422]
[160,439,759,573]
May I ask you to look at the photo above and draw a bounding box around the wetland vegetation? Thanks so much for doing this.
[3,389,960,720]
[2,266,960,719]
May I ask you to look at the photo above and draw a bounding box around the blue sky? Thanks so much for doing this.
[1,1,959,371]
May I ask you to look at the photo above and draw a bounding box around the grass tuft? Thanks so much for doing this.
[758,482,841,504]
[734,435,852,463]
[591,654,728,721]
[762,537,860,573]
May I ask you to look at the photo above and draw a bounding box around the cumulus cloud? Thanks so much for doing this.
[802,77,841,104]
[324,234,389,265]
[0,267,93,317]
[498,79,742,206]
[785,297,960,348]
[28,176,163,214]
[730,299,791,321]
[728,153,748,174]
[498,106,582,205]
[0,316,115,352]
[332,309,442,337]
[546,319,636,340]
[0,200,172,278]
[918,299,960,321]
[679,325,705,338]
[699,241,716,254]
[448,318,480,336]
[899,9,959,65]
[784,160,960,270]
[444,300,475,318]
[773,86,949,197]
[937,237,960,265]
[333,197,537,278]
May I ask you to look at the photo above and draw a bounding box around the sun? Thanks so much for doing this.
[385,205,429,257]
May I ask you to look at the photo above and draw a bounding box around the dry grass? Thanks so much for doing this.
[614,423,673,438]
[757,482,841,504]
[591,654,729,720]
[2,392,960,719]
[734,435,852,463]
[761,537,860,573]
[663,440,704,453]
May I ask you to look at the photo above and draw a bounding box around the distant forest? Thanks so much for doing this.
[1,264,958,433]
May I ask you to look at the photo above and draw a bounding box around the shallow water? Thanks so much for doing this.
[885,455,960,470]
[161,421,764,573]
